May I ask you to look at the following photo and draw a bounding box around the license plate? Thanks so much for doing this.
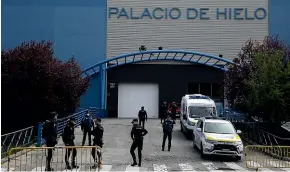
[222,149,230,152]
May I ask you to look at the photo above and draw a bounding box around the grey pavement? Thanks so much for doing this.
[1,119,290,171]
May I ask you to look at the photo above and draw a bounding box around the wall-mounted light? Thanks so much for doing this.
[219,54,223,58]
[158,47,163,50]
[139,45,147,52]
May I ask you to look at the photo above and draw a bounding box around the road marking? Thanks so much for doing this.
[99,165,113,172]
[201,162,222,172]
[31,166,45,171]
[153,164,168,172]
[62,166,81,171]
[1,168,15,172]
[246,161,272,171]
[269,160,290,168]
[224,162,248,171]
[125,165,140,172]
[178,163,196,171]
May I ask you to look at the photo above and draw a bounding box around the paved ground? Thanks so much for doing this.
[1,119,290,171]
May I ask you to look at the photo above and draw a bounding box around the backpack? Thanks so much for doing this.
[82,117,92,129]
[163,120,173,132]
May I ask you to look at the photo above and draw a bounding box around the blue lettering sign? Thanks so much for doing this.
[200,8,209,20]
[216,8,227,20]
[118,8,129,19]
[169,8,181,19]
[153,7,164,19]
[108,7,119,19]
[130,8,139,19]
[187,8,198,19]
[141,8,152,19]
[245,8,254,20]
[107,7,267,20]
[255,8,267,20]
[234,8,244,20]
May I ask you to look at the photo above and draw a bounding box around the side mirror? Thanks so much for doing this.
[183,114,187,120]
[237,130,242,134]
[196,128,202,132]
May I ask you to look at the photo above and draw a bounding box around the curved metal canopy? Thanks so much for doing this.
[82,50,233,77]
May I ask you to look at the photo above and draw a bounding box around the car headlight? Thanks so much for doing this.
[187,120,195,126]
[205,139,216,144]
[234,141,243,146]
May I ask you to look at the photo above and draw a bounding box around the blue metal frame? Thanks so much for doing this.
[81,50,233,112]
[82,50,233,77]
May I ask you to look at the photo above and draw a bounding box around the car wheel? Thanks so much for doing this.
[180,122,183,133]
[235,156,242,161]
[186,131,192,140]
[193,137,198,150]
[200,144,206,159]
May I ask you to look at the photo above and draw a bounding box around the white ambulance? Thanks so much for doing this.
[180,94,217,139]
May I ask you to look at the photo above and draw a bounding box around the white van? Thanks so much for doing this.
[180,94,217,139]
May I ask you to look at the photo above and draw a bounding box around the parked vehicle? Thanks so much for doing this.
[180,94,217,139]
[193,117,243,160]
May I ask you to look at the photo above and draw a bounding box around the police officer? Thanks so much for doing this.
[91,118,104,169]
[130,119,148,167]
[42,112,58,171]
[62,117,79,169]
[162,114,174,151]
[138,106,147,128]
[160,101,167,124]
[81,111,94,146]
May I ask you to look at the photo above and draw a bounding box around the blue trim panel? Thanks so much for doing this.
[269,0,290,45]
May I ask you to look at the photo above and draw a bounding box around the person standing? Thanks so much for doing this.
[81,111,94,146]
[91,118,104,169]
[160,101,167,124]
[62,117,79,169]
[162,114,174,151]
[170,102,177,122]
[42,112,58,171]
[138,106,147,128]
[130,119,148,167]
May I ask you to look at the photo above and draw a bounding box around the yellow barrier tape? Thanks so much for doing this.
[6,146,102,171]
[245,145,290,170]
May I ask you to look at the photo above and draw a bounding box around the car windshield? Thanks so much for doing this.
[204,122,236,134]
[188,106,216,118]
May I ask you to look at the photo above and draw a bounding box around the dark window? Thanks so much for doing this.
[200,83,211,97]
[212,83,222,98]
[204,122,236,134]
[188,83,199,94]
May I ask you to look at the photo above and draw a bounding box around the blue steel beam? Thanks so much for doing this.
[99,64,106,110]
[106,58,227,71]
[82,50,233,76]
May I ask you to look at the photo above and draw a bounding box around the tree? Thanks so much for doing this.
[224,36,290,124]
[247,51,290,123]
[1,41,91,133]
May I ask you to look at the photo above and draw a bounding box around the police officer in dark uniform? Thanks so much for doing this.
[130,119,148,167]
[81,111,94,146]
[62,117,79,169]
[162,114,174,151]
[138,106,147,128]
[91,118,104,169]
[42,112,58,171]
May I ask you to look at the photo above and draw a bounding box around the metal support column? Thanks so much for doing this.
[99,64,106,117]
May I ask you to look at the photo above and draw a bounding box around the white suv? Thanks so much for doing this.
[193,117,243,160]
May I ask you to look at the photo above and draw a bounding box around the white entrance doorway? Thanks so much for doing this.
[118,83,159,118]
